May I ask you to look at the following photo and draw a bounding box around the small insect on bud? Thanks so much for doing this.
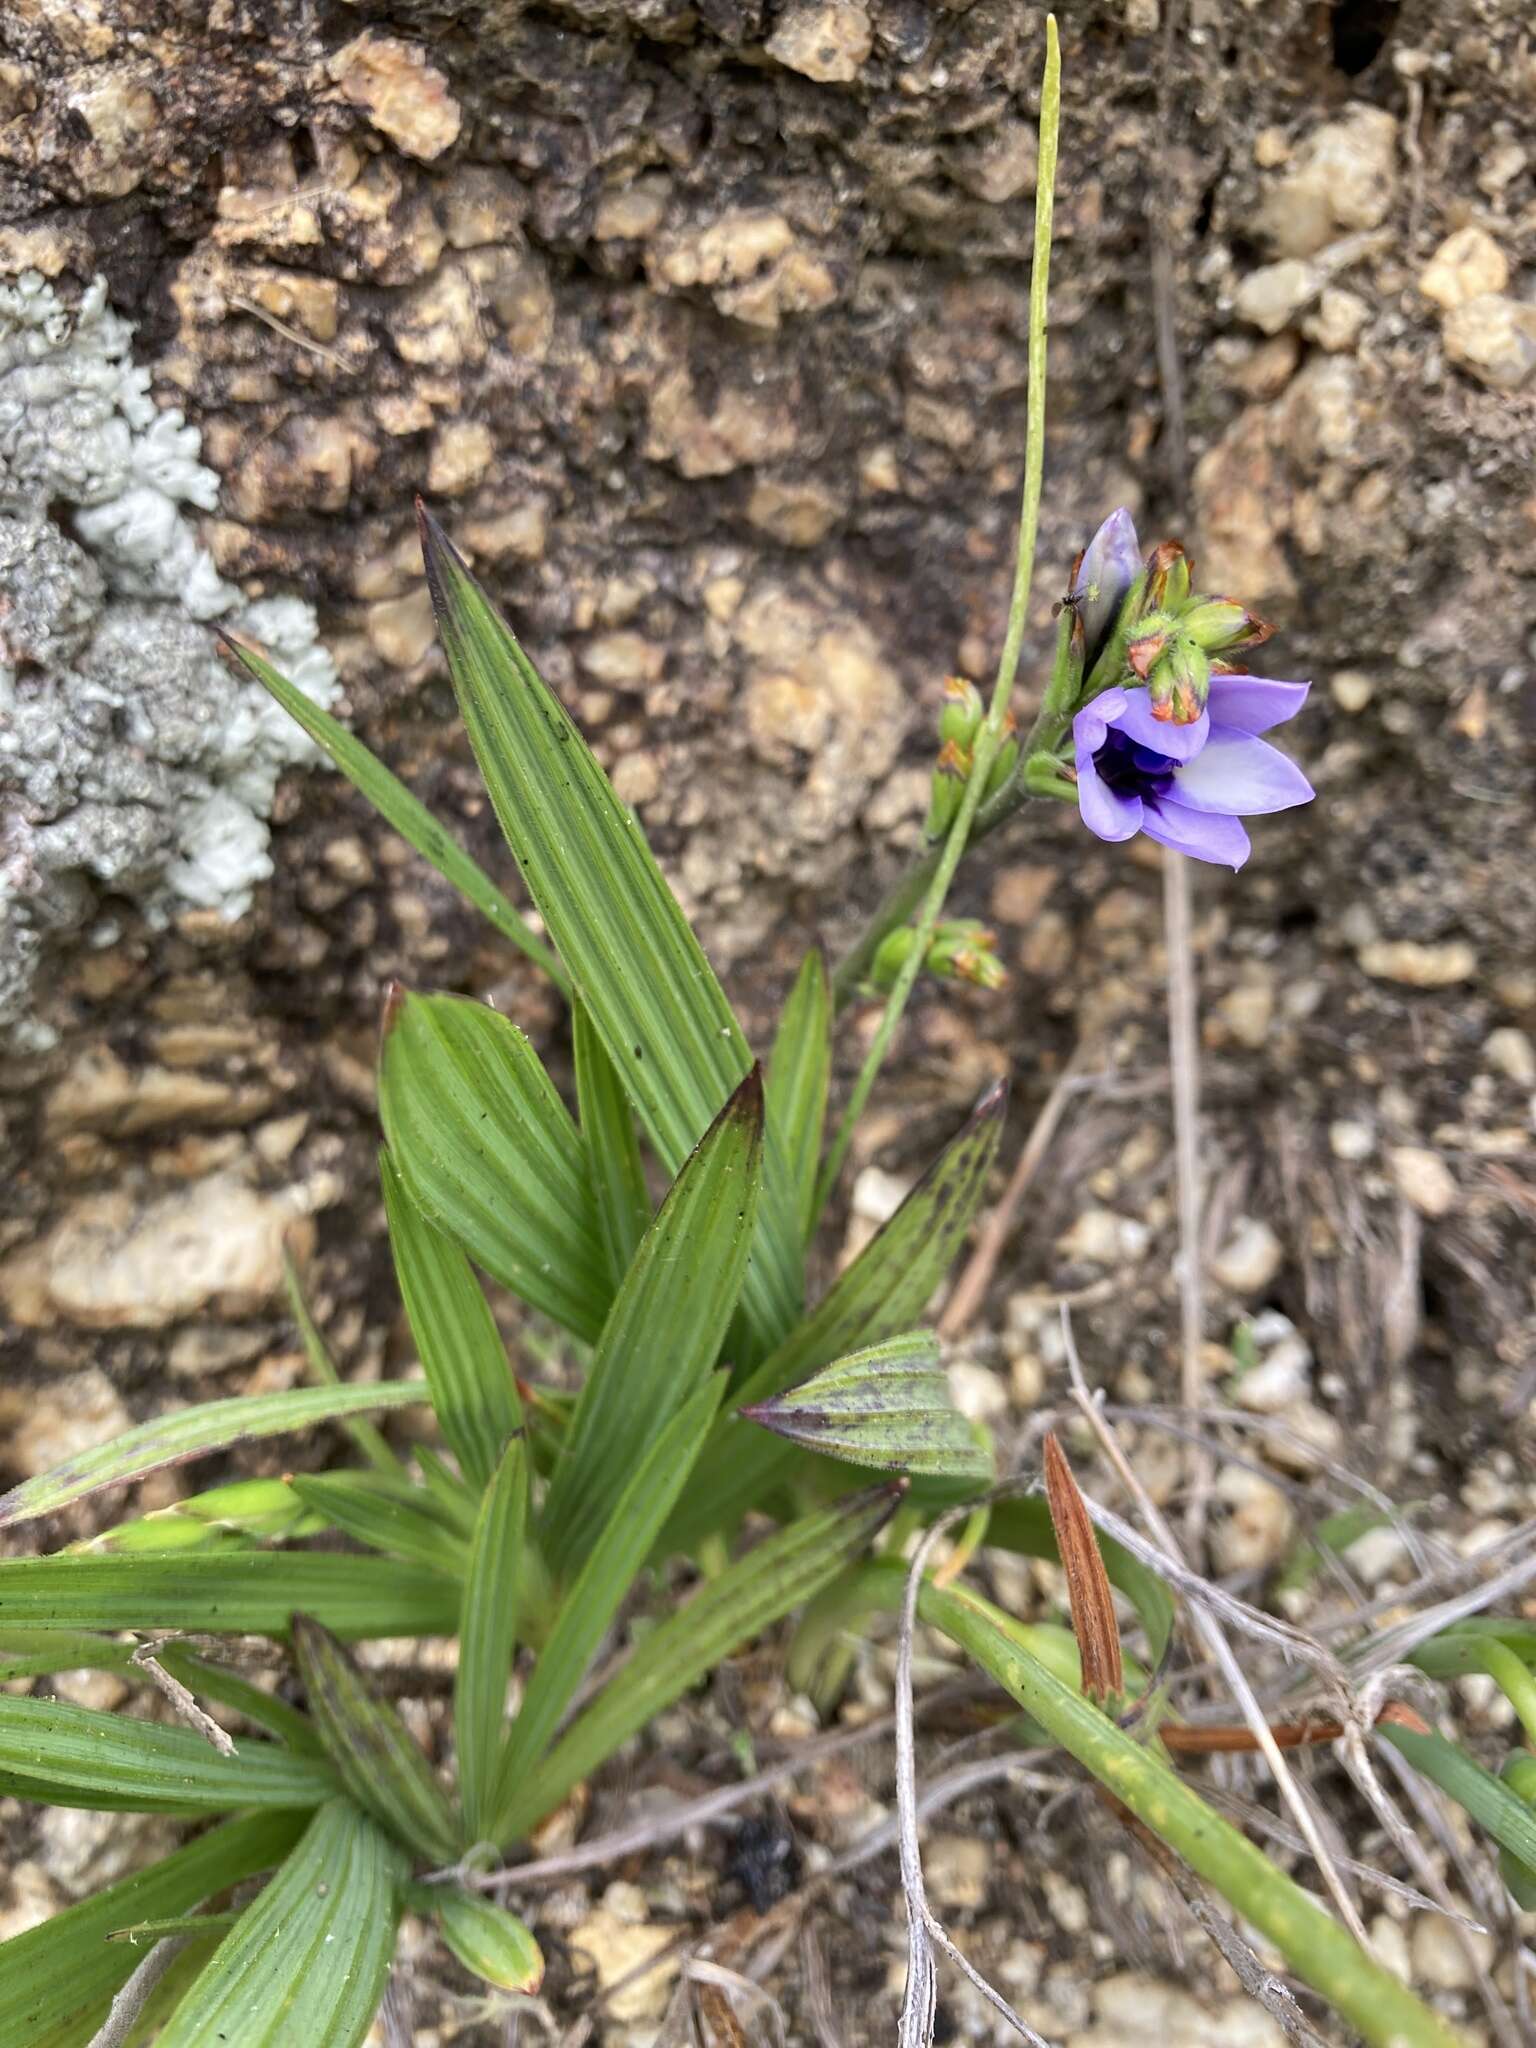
[938,674,985,749]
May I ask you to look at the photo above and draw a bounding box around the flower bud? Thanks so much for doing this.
[871,926,922,991]
[938,674,984,749]
[928,920,1006,990]
[1180,599,1273,654]
[923,736,971,840]
[1142,539,1192,612]
[1145,637,1211,724]
[982,733,1020,804]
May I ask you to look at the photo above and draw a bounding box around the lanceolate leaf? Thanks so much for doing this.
[455,1438,527,1846]
[0,1384,427,1528]
[379,988,611,1342]
[380,1149,522,1489]
[225,634,567,991]
[0,1695,334,1813]
[490,1377,723,1839]
[666,1080,1006,1552]
[289,1472,470,1577]
[156,1799,406,2048]
[431,1888,544,1993]
[0,1637,319,1756]
[294,1617,458,1863]
[1042,1432,1123,1704]
[0,1812,304,2048]
[416,508,803,1353]
[541,1070,764,1573]
[766,948,831,1242]
[574,1002,652,1288]
[0,1552,459,1641]
[742,1331,991,1480]
[501,1486,901,1838]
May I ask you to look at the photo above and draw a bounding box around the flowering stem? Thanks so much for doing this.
[813,15,1061,1209]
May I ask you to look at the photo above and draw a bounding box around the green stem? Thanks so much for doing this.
[1411,1632,1536,1751]
[924,1575,1466,2048]
[813,19,1063,1194]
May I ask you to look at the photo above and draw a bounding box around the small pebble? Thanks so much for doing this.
[1211,1216,1284,1294]
[1330,669,1375,713]
[1484,1026,1536,1086]
[1390,1145,1457,1218]
[1329,1118,1374,1162]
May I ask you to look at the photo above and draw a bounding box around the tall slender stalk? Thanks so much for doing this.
[812,16,1062,1214]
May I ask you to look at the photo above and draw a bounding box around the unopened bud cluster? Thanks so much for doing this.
[1082,538,1272,726]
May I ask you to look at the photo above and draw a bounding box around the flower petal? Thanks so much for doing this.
[1110,688,1209,762]
[1073,693,1143,843]
[1141,798,1251,869]
[1206,675,1310,735]
[1169,730,1314,815]
[1073,508,1141,660]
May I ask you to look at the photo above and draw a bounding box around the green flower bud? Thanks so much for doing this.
[1180,599,1273,654]
[1145,637,1211,725]
[871,925,923,991]
[938,674,984,748]
[923,736,971,841]
[928,920,1006,990]
[982,733,1020,803]
[1143,540,1193,611]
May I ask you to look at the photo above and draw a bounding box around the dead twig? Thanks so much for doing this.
[130,1640,236,1758]
[86,1935,192,2048]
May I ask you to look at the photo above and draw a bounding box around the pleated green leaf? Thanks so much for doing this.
[0,1384,427,1528]
[225,633,566,990]
[156,1798,406,2048]
[380,1148,522,1489]
[432,1887,544,1992]
[290,1472,470,1577]
[666,1078,1007,1552]
[416,509,803,1354]
[0,1812,304,2048]
[574,1002,652,1288]
[490,1376,723,1840]
[743,1331,991,1479]
[0,1694,334,1813]
[766,948,831,1241]
[455,1438,527,1845]
[540,1069,764,1574]
[0,1551,459,1640]
[501,1485,900,1839]
[379,988,610,1343]
[294,1617,458,1863]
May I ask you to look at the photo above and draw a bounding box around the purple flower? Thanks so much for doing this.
[1072,508,1142,667]
[1072,675,1313,869]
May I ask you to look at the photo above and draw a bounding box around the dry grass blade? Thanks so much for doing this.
[131,1640,236,1758]
[799,1923,842,2048]
[1042,1432,1123,1703]
[895,1509,1059,2048]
